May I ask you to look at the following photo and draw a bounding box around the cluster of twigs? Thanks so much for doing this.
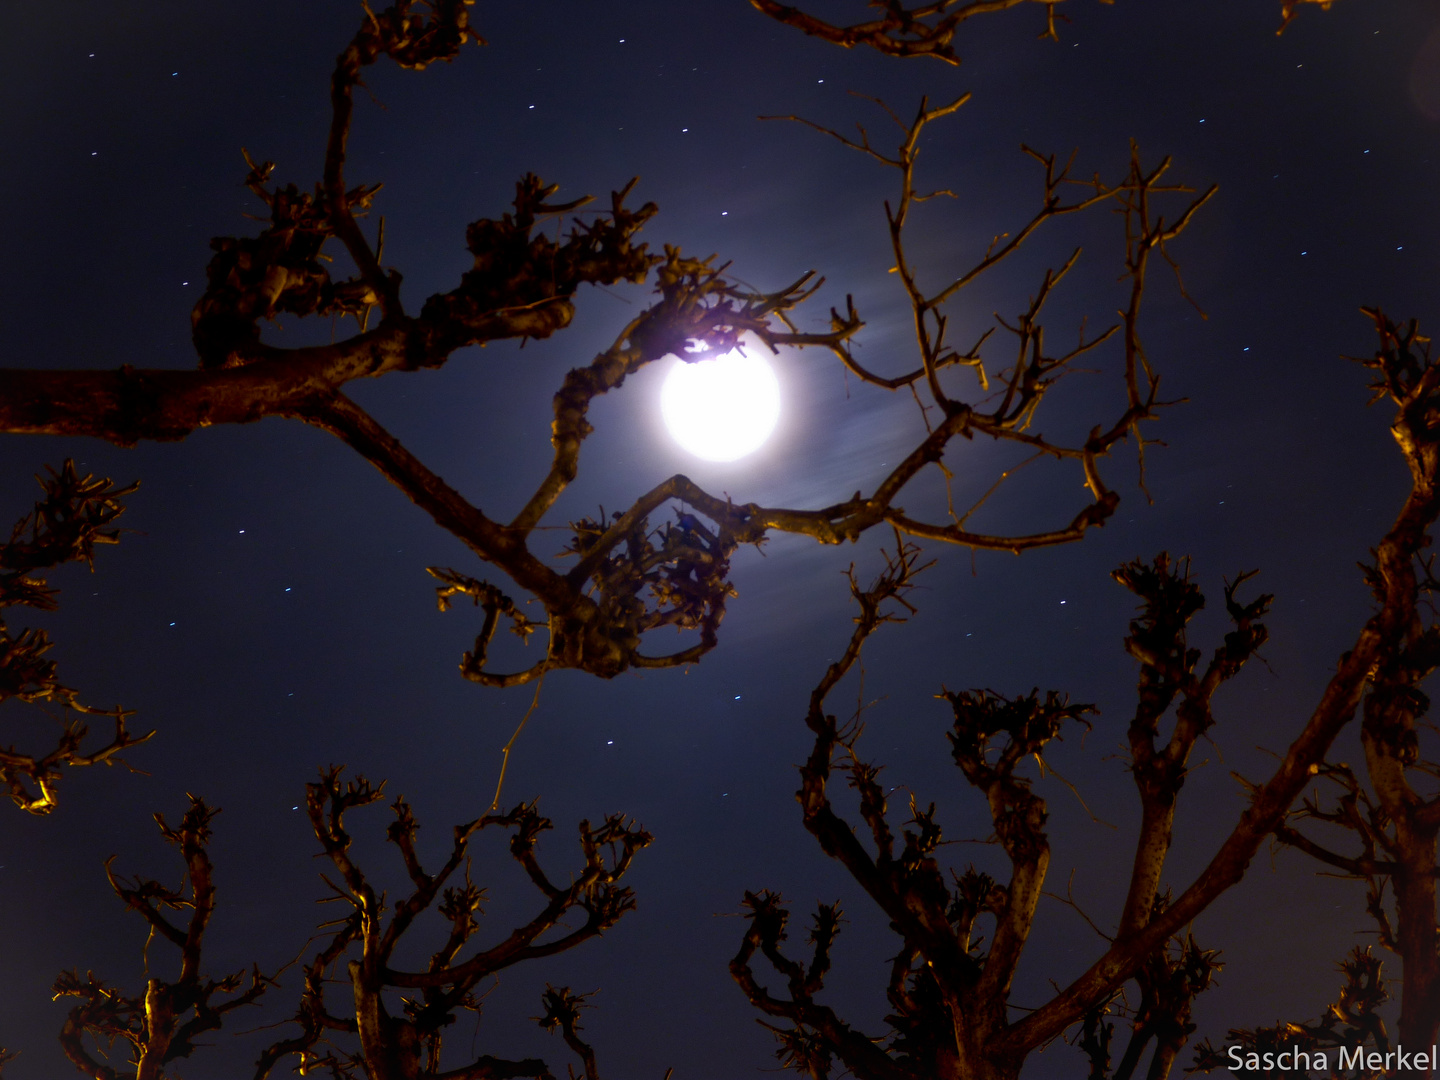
[0,461,149,813]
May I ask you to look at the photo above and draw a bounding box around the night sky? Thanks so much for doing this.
[2,1,1439,1077]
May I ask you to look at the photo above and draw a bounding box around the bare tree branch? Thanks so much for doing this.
[750,0,1088,64]
[0,461,149,813]
[54,797,269,1080]
[254,766,650,1080]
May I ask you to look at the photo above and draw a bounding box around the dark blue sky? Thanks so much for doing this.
[1,1,1439,1076]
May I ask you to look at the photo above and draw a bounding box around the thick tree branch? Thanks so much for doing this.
[751,0,1080,63]
[1001,310,1440,1056]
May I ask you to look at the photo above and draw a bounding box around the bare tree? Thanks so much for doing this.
[0,461,148,814]
[726,305,1440,1080]
[730,545,1243,1080]
[0,0,1201,699]
[52,771,649,1080]
[3,2,1401,1077]
[51,797,269,1080]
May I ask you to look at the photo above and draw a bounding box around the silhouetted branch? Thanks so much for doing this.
[53,796,269,1079]
[538,987,600,1080]
[750,0,1088,63]
[255,766,650,1079]
[754,1,1332,59]
[1112,555,1271,939]
[0,461,149,813]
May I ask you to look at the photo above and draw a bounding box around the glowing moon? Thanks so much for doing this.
[660,346,781,462]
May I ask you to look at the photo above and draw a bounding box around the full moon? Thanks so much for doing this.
[660,345,781,462]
